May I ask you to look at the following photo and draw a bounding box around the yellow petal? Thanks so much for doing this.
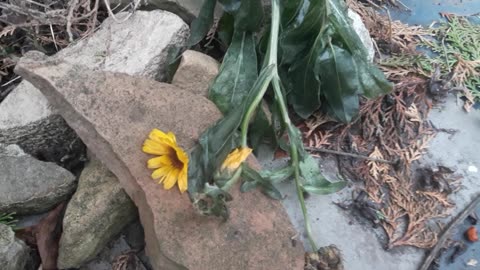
[152,166,171,181]
[149,129,176,146]
[147,156,172,169]
[221,147,252,171]
[166,131,177,144]
[142,139,170,155]
[163,169,180,190]
[177,168,188,193]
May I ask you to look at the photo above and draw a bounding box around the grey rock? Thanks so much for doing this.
[56,10,189,82]
[0,81,53,129]
[348,9,375,62]
[0,144,25,157]
[3,10,189,165]
[0,148,76,215]
[106,0,221,23]
[0,224,33,270]
[57,158,137,269]
[172,50,220,97]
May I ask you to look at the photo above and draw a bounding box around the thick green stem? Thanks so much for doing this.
[269,0,317,251]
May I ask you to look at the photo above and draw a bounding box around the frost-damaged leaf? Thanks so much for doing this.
[299,154,346,195]
[287,30,328,119]
[316,43,359,123]
[327,0,393,98]
[209,31,258,114]
[187,0,217,46]
[242,164,283,200]
[234,0,264,32]
[218,12,235,47]
[280,0,305,27]
[279,0,327,65]
[302,181,347,195]
[189,66,275,194]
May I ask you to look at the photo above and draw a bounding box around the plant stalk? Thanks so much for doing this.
[269,0,317,251]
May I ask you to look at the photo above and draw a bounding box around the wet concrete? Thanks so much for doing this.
[258,95,480,270]
[389,0,480,26]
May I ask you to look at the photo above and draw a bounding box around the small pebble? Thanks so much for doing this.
[468,165,478,173]
[466,259,478,267]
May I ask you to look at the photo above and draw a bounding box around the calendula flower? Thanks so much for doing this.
[221,147,252,172]
[142,129,189,193]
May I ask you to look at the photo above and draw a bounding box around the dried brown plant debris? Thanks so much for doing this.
[347,0,429,55]
[302,74,460,249]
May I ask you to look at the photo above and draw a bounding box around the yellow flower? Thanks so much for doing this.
[142,129,189,193]
[221,147,252,172]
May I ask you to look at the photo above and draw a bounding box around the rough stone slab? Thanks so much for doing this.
[0,144,76,215]
[348,9,375,62]
[15,52,304,270]
[172,50,219,97]
[58,158,138,269]
[0,224,33,270]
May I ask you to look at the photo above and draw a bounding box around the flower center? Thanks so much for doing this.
[169,150,184,169]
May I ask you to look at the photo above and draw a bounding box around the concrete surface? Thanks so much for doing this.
[258,95,480,270]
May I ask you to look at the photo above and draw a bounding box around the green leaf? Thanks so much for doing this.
[240,180,259,192]
[302,181,347,195]
[248,107,272,151]
[299,154,346,195]
[280,0,305,27]
[187,0,217,47]
[209,31,258,114]
[327,0,393,98]
[316,43,359,123]
[279,0,327,65]
[260,166,293,183]
[234,0,264,32]
[218,12,235,47]
[242,164,283,200]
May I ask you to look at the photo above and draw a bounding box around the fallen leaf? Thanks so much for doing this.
[35,202,66,270]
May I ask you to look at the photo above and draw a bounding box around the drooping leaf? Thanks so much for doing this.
[240,179,259,192]
[299,154,346,195]
[280,0,305,27]
[234,0,264,32]
[260,166,294,183]
[279,0,327,65]
[189,65,275,195]
[209,31,258,114]
[187,0,217,46]
[287,30,328,119]
[242,164,283,200]
[316,43,359,123]
[327,0,393,98]
[249,106,273,151]
[218,12,235,47]
[302,181,347,195]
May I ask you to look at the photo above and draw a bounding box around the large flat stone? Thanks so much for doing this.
[58,158,138,269]
[15,52,304,270]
